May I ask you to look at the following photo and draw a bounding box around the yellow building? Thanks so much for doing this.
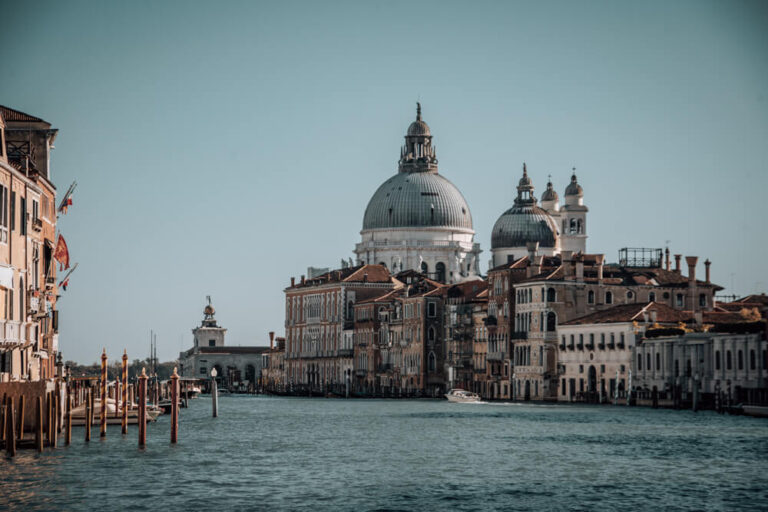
[0,105,61,382]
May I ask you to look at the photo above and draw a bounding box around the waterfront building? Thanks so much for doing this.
[633,326,767,408]
[0,105,61,382]
[557,302,688,402]
[443,280,488,393]
[285,264,395,394]
[178,299,269,391]
[355,104,481,283]
[512,249,721,400]
[262,334,286,393]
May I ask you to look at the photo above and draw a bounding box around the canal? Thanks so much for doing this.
[1,396,767,511]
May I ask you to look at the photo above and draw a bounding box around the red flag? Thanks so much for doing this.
[54,235,70,270]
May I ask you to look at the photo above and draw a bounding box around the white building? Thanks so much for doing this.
[355,104,481,284]
[490,165,588,269]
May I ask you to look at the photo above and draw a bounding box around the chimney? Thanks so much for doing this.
[674,254,681,274]
[291,277,295,287]
[561,250,574,279]
[704,259,711,284]
[665,248,671,271]
[574,254,584,282]
[269,331,275,350]
[596,254,604,284]
[533,255,544,276]
[686,256,698,283]
[526,241,539,262]
[300,275,305,285]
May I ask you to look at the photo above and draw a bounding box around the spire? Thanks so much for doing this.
[400,104,436,173]
[416,102,422,121]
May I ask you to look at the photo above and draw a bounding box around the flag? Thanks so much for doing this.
[60,278,69,291]
[54,235,70,270]
[57,181,77,215]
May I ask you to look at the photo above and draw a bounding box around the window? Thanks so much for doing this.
[627,291,634,300]
[200,367,207,375]
[649,292,656,302]
[428,352,436,372]
[428,302,436,317]
[638,354,642,370]
[656,352,660,371]
[10,192,14,232]
[18,277,23,319]
[699,294,707,307]
[420,261,429,275]
[428,327,436,343]
[435,262,446,283]
[715,351,721,370]
[209,339,216,347]
[605,291,613,304]
[0,185,7,243]
[547,288,556,302]
[20,197,26,235]
[579,364,583,374]
[750,350,756,371]
[647,353,651,370]
[738,350,743,370]
[726,351,732,370]
[676,294,684,308]
[588,290,594,304]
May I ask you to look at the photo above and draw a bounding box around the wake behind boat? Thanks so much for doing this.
[445,389,481,403]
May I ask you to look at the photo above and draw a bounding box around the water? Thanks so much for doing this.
[2,397,767,511]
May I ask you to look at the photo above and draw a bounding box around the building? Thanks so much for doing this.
[284,264,395,394]
[262,332,286,393]
[557,302,688,403]
[490,164,588,268]
[178,299,269,391]
[0,105,61,383]
[355,104,481,283]
[633,326,767,409]
[443,280,488,393]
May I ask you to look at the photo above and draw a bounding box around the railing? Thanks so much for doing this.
[337,348,353,357]
[487,351,508,361]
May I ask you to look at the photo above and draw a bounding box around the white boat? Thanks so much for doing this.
[445,389,481,403]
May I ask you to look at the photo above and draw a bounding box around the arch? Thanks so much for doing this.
[428,326,436,343]
[378,261,387,269]
[245,364,256,385]
[605,291,613,304]
[726,350,732,370]
[649,292,656,302]
[588,290,595,304]
[656,352,661,370]
[420,261,429,275]
[546,287,556,302]
[715,350,721,370]
[524,380,531,401]
[738,350,744,370]
[546,312,556,332]
[588,366,597,393]
[435,262,446,283]
[750,349,756,370]
[428,352,436,372]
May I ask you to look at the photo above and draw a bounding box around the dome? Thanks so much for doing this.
[541,181,558,202]
[565,173,583,196]
[491,205,558,249]
[407,119,431,137]
[363,171,473,230]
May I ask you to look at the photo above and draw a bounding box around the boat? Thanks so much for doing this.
[445,389,481,403]
[69,398,163,426]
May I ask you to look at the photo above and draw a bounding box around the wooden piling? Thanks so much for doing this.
[0,394,5,445]
[46,392,52,446]
[35,396,43,452]
[53,392,60,447]
[138,368,147,448]
[65,392,72,446]
[5,398,15,456]
[170,367,179,444]
[100,349,107,438]
[122,350,128,434]
[85,389,92,442]
[211,378,219,418]
[16,395,25,441]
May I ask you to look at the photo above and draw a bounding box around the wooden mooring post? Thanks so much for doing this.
[170,367,179,444]
[5,397,16,457]
[65,392,72,446]
[85,388,92,442]
[138,368,148,448]
[35,396,43,452]
[122,350,128,434]
[16,395,25,441]
[100,349,108,438]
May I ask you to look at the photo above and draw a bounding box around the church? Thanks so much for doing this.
[355,104,588,278]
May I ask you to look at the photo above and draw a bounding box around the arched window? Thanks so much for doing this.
[726,351,732,370]
[547,288,556,302]
[638,354,643,371]
[435,262,446,283]
[547,312,556,332]
[674,360,679,377]
[588,290,595,304]
[627,291,634,301]
[606,291,613,304]
[738,350,744,370]
[378,261,387,269]
[420,261,429,275]
[528,289,532,302]
[347,301,354,320]
[428,327,436,343]
[750,350,756,370]
[428,352,436,372]
[715,351,721,370]
[570,218,577,234]
[656,352,661,370]
[647,353,651,370]
[649,292,656,302]
[19,277,23,319]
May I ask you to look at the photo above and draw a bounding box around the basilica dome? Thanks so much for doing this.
[362,171,473,230]
[491,205,558,249]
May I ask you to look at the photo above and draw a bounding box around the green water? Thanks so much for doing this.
[1,396,767,511]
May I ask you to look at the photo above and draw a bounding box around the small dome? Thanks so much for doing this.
[491,205,558,249]
[363,171,472,230]
[541,181,558,202]
[565,173,583,196]
[407,119,431,137]
[204,305,215,316]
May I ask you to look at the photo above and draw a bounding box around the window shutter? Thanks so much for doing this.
[20,197,26,235]
[10,192,15,231]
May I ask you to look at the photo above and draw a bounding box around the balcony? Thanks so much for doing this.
[337,348,353,357]
[487,351,508,361]
[559,343,566,351]
[586,343,595,351]
[32,218,43,232]
[511,331,528,340]
[473,366,487,374]
[608,342,616,350]
[577,343,584,350]
[568,343,575,351]
[598,343,606,350]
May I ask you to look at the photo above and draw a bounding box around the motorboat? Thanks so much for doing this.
[445,389,481,403]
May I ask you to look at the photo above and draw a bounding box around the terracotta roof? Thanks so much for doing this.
[562,302,688,326]
[0,105,46,123]
[290,264,392,288]
[733,294,768,306]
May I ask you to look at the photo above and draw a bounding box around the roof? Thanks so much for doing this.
[562,302,688,326]
[0,105,46,123]
[196,346,270,354]
[733,294,768,307]
[491,205,558,249]
[289,264,392,289]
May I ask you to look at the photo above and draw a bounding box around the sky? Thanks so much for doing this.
[2,0,767,364]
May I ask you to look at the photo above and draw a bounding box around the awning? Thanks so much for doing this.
[0,265,13,290]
